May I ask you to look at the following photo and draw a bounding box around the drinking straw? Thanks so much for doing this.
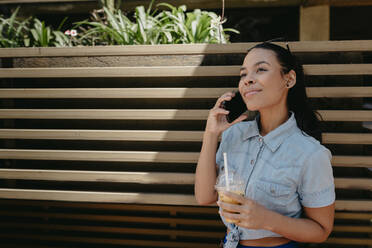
[223,152,230,190]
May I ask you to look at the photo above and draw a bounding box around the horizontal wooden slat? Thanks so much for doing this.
[0,199,219,214]
[0,149,371,167]
[0,188,198,205]
[316,110,372,122]
[0,199,369,219]
[0,129,205,142]
[2,222,371,240]
[0,169,195,184]
[2,40,372,58]
[1,87,372,98]
[331,155,372,167]
[0,129,371,144]
[1,64,372,78]
[332,225,372,233]
[0,210,222,226]
[0,222,223,238]
[0,169,370,191]
[0,66,239,78]
[0,88,234,99]
[326,237,372,245]
[334,212,372,220]
[307,87,372,98]
[0,149,199,163]
[0,109,371,121]
[334,178,372,190]
[0,233,216,248]
[0,188,369,211]
[0,149,370,167]
[322,133,372,144]
[305,64,372,75]
[0,209,369,225]
[0,233,370,248]
[335,200,372,212]
[0,109,209,120]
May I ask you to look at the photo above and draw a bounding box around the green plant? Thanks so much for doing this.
[29,17,70,47]
[158,3,238,44]
[0,1,240,47]
[74,0,239,45]
[0,7,30,47]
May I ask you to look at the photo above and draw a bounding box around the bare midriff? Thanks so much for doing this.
[227,229,291,247]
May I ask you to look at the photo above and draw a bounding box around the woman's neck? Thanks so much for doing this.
[258,106,290,137]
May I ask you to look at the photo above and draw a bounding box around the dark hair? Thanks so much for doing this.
[247,42,323,142]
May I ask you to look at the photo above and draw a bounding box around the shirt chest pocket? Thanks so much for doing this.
[254,180,292,210]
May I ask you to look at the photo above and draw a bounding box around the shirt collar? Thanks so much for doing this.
[243,111,297,153]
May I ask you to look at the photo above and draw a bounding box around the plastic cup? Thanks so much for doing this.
[215,170,245,224]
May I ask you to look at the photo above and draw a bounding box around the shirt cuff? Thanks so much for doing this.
[300,184,336,208]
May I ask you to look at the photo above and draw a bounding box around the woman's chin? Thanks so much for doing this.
[245,104,259,111]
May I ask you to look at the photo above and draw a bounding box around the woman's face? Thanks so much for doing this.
[238,48,289,111]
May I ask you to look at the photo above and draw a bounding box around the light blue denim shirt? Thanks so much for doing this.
[216,111,335,248]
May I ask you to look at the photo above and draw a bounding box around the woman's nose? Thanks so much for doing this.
[242,76,255,86]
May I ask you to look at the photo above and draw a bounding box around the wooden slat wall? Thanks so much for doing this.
[0,41,371,247]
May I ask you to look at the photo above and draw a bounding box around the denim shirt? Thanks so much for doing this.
[216,111,335,248]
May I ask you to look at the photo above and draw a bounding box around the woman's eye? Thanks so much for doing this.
[240,74,246,78]
[257,68,267,72]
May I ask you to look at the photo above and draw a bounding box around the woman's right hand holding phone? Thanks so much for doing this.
[205,92,248,136]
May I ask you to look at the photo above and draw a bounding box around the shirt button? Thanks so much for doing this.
[250,159,254,165]
[259,137,263,142]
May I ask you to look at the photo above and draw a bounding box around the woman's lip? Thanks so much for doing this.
[244,90,261,97]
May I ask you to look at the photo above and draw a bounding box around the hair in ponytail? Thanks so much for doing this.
[247,42,323,142]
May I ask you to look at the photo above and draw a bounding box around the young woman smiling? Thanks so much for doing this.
[195,42,335,248]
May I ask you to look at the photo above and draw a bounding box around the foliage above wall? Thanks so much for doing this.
[0,0,239,48]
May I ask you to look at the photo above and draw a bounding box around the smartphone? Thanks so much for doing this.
[222,91,258,123]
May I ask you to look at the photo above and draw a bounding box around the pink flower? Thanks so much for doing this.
[64,30,71,35]
[70,29,77,37]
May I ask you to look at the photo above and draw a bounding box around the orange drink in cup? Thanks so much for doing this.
[215,170,245,224]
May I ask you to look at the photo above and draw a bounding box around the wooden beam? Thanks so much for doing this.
[0,188,198,205]
[0,109,370,121]
[0,169,195,185]
[326,237,372,245]
[322,133,372,144]
[0,222,223,238]
[334,178,372,191]
[2,41,372,58]
[0,169,369,190]
[1,129,372,145]
[335,200,372,212]
[0,210,222,226]
[0,233,217,248]
[300,4,330,41]
[0,149,200,163]
[2,64,372,78]
[0,129,206,142]
[0,87,371,98]
[0,189,370,211]
[0,149,370,167]
[0,0,304,9]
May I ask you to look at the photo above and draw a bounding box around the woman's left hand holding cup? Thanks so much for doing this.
[217,191,271,230]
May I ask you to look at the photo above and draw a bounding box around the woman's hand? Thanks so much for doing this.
[217,191,271,230]
[205,92,248,136]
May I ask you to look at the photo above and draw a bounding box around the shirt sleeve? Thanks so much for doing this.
[298,147,335,208]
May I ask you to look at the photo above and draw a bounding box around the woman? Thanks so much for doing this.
[194,42,335,248]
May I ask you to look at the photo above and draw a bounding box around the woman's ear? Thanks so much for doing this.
[286,69,296,88]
